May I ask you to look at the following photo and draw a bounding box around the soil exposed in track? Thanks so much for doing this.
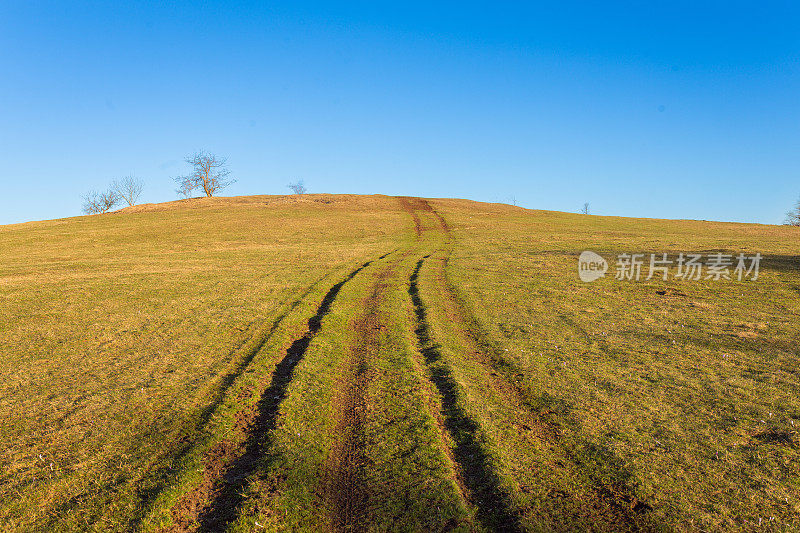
[168,197,649,532]
[324,256,403,532]
[420,203,652,530]
[409,256,523,532]
[413,200,651,530]
[129,277,328,530]
[167,259,375,532]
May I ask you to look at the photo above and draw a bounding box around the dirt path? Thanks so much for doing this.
[323,199,446,531]
[409,256,523,531]
[165,197,650,532]
[418,201,653,531]
[324,253,406,532]
[167,259,376,532]
[396,197,424,237]
[397,195,443,238]
[129,274,334,530]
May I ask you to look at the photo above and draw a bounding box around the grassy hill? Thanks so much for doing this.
[1,194,798,531]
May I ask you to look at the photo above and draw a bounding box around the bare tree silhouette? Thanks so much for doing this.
[82,189,120,214]
[288,180,307,195]
[174,151,234,198]
[112,175,144,206]
[786,196,800,226]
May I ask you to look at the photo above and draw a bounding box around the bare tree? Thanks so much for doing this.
[176,179,194,199]
[786,196,800,226]
[288,180,307,195]
[174,151,234,198]
[112,175,144,207]
[82,189,120,215]
[581,202,590,215]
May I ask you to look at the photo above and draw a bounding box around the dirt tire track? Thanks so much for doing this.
[427,205,451,235]
[166,258,379,532]
[419,202,654,530]
[324,252,408,532]
[408,256,524,532]
[435,252,653,526]
[324,201,453,531]
[396,197,423,237]
[397,196,443,238]
[129,275,334,530]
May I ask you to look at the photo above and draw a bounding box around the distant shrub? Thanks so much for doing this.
[288,180,307,195]
[112,175,144,206]
[82,189,120,215]
[786,196,800,226]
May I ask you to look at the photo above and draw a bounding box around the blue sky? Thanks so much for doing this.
[1,1,798,225]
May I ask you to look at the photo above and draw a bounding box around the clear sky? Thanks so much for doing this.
[1,1,798,225]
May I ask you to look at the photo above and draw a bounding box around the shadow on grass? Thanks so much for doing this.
[195,258,376,531]
[120,275,328,531]
[438,252,654,530]
[409,257,523,532]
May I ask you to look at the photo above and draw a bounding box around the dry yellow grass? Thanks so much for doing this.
[434,199,800,530]
[1,194,798,531]
[0,194,408,530]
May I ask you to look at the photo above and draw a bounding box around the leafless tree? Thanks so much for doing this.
[581,202,590,215]
[112,175,144,206]
[176,179,194,199]
[174,151,234,198]
[786,196,800,226]
[288,180,307,195]
[82,189,120,215]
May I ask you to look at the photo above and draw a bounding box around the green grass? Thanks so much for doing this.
[1,194,798,531]
[435,200,800,530]
[0,195,408,530]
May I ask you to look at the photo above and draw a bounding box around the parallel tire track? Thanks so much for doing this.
[324,254,406,532]
[323,200,453,531]
[129,276,330,530]
[396,197,424,237]
[168,258,377,532]
[322,200,432,530]
[409,256,524,532]
[434,251,652,529]
[421,200,652,530]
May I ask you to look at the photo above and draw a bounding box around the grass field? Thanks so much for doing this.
[1,194,798,531]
